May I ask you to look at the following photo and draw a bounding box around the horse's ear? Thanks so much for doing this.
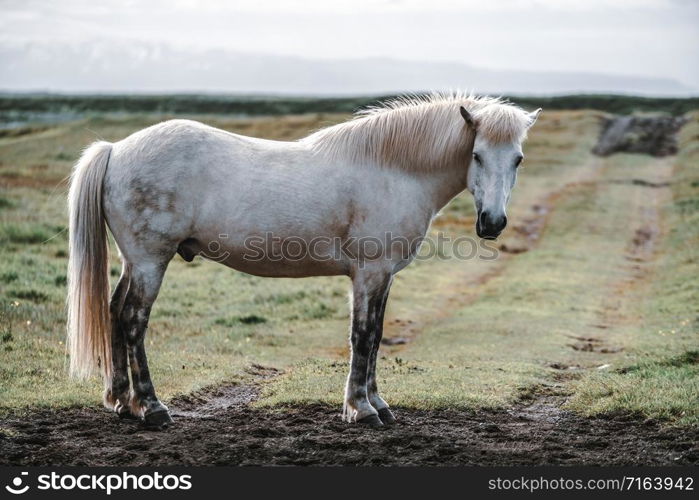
[460,106,475,128]
[527,108,542,128]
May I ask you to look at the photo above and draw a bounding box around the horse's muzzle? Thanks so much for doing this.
[477,210,507,239]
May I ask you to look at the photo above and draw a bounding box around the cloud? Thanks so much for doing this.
[0,0,697,91]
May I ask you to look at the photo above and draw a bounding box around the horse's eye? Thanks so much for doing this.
[472,152,482,164]
[515,155,524,167]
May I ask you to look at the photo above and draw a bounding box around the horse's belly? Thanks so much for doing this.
[220,256,347,278]
[179,236,350,278]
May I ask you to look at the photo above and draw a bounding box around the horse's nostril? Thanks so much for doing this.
[501,215,508,229]
[479,211,489,226]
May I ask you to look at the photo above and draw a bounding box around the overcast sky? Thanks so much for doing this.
[1,0,697,93]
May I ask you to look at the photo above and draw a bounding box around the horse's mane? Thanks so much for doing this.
[302,91,531,171]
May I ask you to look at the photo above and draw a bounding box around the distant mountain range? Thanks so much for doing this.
[1,41,694,96]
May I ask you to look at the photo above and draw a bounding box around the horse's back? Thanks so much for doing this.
[101,119,348,267]
[110,119,266,171]
[104,118,327,220]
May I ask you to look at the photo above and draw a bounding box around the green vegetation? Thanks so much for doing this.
[1,93,698,123]
[0,107,696,427]
[567,352,698,423]
[0,223,54,245]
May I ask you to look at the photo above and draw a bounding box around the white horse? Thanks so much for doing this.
[67,93,540,429]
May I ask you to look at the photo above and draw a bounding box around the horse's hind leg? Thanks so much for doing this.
[367,276,396,424]
[103,265,133,418]
[120,259,172,429]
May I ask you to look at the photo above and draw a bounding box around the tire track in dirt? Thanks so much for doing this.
[527,157,675,428]
[381,158,609,349]
[601,159,672,326]
[556,158,673,362]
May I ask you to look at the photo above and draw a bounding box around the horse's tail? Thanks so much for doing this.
[67,141,113,384]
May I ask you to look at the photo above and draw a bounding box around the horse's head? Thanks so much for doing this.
[460,105,541,239]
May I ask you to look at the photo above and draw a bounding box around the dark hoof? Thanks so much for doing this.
[117,409,139,421]
[377,407,397,425]
[357,414,383,426]
[143,409,173,430]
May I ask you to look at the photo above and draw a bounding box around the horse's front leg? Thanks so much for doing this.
[367,276,396,424]
[344,267,392,426]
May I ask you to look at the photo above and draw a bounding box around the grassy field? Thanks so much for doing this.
[0,108,697,426]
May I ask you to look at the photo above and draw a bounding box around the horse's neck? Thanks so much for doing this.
[423,164,470,213]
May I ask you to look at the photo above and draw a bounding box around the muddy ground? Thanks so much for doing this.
[1,381,697,466]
